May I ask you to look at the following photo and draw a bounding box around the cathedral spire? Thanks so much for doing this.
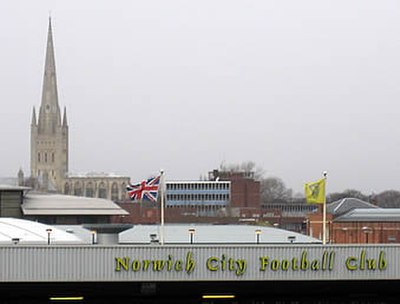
[31,106,37,126]
[62,106,68,127]
[31,17,69,193]
[38,16,61,134]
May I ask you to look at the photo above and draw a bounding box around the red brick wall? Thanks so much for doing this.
[228,174,261,208]
[332,222,400,244]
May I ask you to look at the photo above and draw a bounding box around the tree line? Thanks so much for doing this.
[218,161,400,208]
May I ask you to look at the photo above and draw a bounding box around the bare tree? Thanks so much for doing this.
[219,161,265,180]
[261,176,293,204]
[327,189,368,203]
[375,190,400,208]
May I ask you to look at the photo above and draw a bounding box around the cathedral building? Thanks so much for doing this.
[30,18,129,201]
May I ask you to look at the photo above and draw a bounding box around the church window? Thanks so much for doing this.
[111,183,119,201]
[86,182,94,197]
[99,182,107,199]
[64,183,70,195]
[74,182,82,196]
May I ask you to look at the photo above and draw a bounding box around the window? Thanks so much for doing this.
[38,153,40,162]
[74,182,82,196]
[99,182,107,199]
[64,183,70,195]
[111,183,119,201]
[86,182,94,197]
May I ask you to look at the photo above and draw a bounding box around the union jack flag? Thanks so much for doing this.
[126,175,160,202]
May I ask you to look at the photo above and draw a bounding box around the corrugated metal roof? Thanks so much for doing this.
[119,224,321,244]
[335,208,400,222]
[22,193,128,215]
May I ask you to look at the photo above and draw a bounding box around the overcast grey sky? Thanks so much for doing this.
[1,0,400,195]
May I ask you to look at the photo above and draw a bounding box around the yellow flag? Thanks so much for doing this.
[304,178,326,204]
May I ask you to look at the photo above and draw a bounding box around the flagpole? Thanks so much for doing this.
[322,171,327,245]
[160,169,165,245]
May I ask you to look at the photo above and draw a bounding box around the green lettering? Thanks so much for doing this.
[281,259,289,271]
[175,260,183,271]
[221,255,226,271]
[292,257,299,270]
[143,260,151,271]
[360,250,366,270]
[259,256,269,271]
[236,260,247,276]
[207,257,218,271]
[311,260,320,271]
[346,257,357,271]
[167,255,173,271]
[367,259,376,270]
[301,251,309,270]
[152,260,165,271]
[132,260,140,272]
[271,260,279,271]
[322,251,328,270]
[115,257,129,271]
[329,251,335,271]
[185,252,196,274]
[379,251,387,270]
[229,258,235,271]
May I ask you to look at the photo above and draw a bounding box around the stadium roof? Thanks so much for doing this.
[22,193,128,215]
[0,218,84,245]
[119,224,322,244]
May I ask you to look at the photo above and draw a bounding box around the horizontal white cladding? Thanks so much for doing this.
[0,245,397,283]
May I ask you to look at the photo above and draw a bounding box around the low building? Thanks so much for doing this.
[306,198,400,244]
[22,193,128,225]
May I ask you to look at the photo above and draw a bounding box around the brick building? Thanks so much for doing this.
[114,170,262,224]
[306,198,400,244]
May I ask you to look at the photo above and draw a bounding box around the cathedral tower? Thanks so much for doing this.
[31,18,68,191]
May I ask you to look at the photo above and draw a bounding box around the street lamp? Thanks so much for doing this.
[46,228,52,245]
[188,228,195,244]
[362,226,372,244]
[91,230,96,245]
[255,229,261,244]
